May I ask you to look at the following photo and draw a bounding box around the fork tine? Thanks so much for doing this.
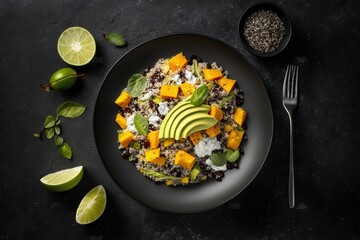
[283,65,290,97]
[290,65,296,98]
[294,65,299,99]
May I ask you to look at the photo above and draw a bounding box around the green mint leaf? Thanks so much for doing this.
[134,113,148,136]
[103,32,127,47]
[55,119,61,125]
[57,142,72,159]
[190,85,210,107]
[210,152,227,166]
[126,74,148,98]
[54,135,64,146]
[44,115,55,128]
[56,101,86,118]
[224,149,240,162]
[54,126,61,135]
[45,127,55,139]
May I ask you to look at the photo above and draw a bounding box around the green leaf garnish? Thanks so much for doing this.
[56,101,86,118]
[143,169,181,181]
[54,135,64,146]
[224,149,240,162]
[126,74,148,98]
[44,115,55,128]
[210,152,227,166]
[57,142,72,160]
[103,32,127,47]
[45,128,55,139]
[190,85,210,106]
[134,113,148,136]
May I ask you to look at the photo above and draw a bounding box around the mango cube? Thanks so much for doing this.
[205,124,221,138]
[115,113,127,129]
[189,131,203,145]
[168,52,188,72]
[202,69,222,81]
[180,82,195,97]
[163,139,175,148]
[145,148,166,166]
[147,131,160,149]
[160,85,179,99]
[210,105,223,121]
[175,150,195,170]
[118,131,134,148]
[234,108,247,127]
[115,91,132,108]
[216,77,237,93]
[226,130,244,150]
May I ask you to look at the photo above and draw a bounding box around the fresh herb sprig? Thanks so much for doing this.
[103,32,127,47]
[34,101,86,159]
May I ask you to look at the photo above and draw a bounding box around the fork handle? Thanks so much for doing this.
[287,112,295,208]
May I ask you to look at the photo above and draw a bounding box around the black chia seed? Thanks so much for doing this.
[243,10,285,53]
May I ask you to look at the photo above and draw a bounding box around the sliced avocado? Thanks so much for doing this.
[177,115,217,139]
[166,105,210,139]
[159,97,190,138]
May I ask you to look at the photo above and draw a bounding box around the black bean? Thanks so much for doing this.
[121,149,130,158]
[143,140,150,148]
[213,171,224,181]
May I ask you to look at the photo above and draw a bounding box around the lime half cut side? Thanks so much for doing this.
[76,185,107,225]
[57,26,96,66]
[40,166,84,192]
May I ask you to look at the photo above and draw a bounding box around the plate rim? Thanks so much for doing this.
[92,32,274,213]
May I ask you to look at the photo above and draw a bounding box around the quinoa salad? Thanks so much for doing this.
[114,52,247,186]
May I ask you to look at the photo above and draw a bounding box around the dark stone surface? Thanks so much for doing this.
[1,0,359,239]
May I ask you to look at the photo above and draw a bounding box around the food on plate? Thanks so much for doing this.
[114,53,247,186]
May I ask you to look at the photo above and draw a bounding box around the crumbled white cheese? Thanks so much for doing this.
[149,111,161,127]
[157,102,169,115]
[126,113,138,133]
[206,159,227,171]
[194,137,221,157]
[172,74,182,85]
[185,70,196,84]
[139,90,153,100]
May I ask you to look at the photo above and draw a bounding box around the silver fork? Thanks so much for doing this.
[282,65,299,208]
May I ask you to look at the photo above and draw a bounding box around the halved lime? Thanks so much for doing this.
[57,26,96,66]
[76,185,107,225]
[40,166,84,192]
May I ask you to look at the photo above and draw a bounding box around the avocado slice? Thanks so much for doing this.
[177,115,218,139]
[166,105,210,139]
[159,98,190,139]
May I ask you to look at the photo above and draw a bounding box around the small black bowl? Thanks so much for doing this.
[238,2,292,57]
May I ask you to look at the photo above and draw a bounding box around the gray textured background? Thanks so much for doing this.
[1,0,359,239]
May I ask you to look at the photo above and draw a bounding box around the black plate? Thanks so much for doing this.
[93,34,273,213]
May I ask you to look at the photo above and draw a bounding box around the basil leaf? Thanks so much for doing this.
[190,85,210,106]
[210,152,227,166]
[55,119,61,125]
[54,135,64,146]
[134,113,148,136]
[56,101,86,118]
[57,142,72,159]
[224,149,240,162]
[54,126,61,135]
[103,32,127,47]
[126,74,148,98]
[45,128,55,139]
[44,115,55,128]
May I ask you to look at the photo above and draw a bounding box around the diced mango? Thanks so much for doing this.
[115,113,127,129]
[216,77,237,93]
[224,124,233,133]
[210,105,223,121]
[160,85,179,99]
[181,177,189,184]
[202,69,222,81]
[175,150,196,170]
[168,52,188,72]
[115,91,132,108]
[118,131,134,148]
[226,130,244,150]
[163,139,175,148]
[145,148,165,165]
[189,131,203,145]
[180,82,195,97]
[205,124,221,138]
[234,108,247,127]
[147,131,160,149]
[165,179,173,186]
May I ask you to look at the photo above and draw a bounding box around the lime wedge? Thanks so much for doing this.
[40,166,84,192]
[76,185,107,225]
[57,26,96,66]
